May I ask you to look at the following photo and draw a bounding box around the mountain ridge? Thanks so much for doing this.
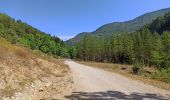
[66,7,170,45]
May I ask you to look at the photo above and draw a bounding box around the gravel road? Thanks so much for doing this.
[65,60,170,100]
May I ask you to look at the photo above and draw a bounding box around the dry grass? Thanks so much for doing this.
[78,61,170,91]
[0,38,31,61]
[1,85,16,97]
[0,38,70,98]
[14,48,30,59]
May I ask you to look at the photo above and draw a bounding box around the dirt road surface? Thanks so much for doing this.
[65,60,170,100]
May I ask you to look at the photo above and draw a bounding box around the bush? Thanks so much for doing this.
[132,63,143,75]
[151,68,170,83]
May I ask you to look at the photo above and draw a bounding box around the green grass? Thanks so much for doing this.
[151,69,170,83]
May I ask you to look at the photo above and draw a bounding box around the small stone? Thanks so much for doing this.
[39,88,44,92]
[45,83,50,88]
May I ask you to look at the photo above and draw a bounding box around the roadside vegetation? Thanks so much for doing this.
[0,38,72,99]
[75,12,170,84]
[78,61,170,90]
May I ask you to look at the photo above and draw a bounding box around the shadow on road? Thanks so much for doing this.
[65,91,169,100]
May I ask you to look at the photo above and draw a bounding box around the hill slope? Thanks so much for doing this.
[67,8,170,45]
[147,11,170,33]
[0,13,74,58]
[0,38,73,99]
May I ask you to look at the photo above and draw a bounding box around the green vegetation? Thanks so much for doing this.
[66,8,170,45]
[132,63,143,75]
[76,12,170,83]
[0,13,77,58]
[0,8,170,84]
[151,69,170,83]
[79,61,170,90]
[76,30,170,68]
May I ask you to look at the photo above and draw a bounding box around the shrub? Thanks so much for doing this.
[132,63,143,75]
[151,68,170,83]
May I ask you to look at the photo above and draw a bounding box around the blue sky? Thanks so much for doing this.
[1,0,170,40]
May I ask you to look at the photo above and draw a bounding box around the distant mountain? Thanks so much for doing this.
[66,8,170,45]
[66,32,90,45]
[147,11,170,34]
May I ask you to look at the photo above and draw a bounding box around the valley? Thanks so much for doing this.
[0,2,170,99]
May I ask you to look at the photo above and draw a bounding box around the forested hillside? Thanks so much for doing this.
[0,8,170,84]
[0,13,77,59]
[76,11,170,83]
[146,11,170,33]
[67,8,170,45]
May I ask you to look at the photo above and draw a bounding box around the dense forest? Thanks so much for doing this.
[77,31,170,69]
[76,12,170,71]
[0,13,77,59]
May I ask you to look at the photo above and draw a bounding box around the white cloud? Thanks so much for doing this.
[58,35,75,41]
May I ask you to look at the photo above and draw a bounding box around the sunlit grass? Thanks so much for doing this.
[0,37,70,97]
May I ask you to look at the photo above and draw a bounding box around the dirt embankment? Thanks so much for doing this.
[0,39,73,100]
